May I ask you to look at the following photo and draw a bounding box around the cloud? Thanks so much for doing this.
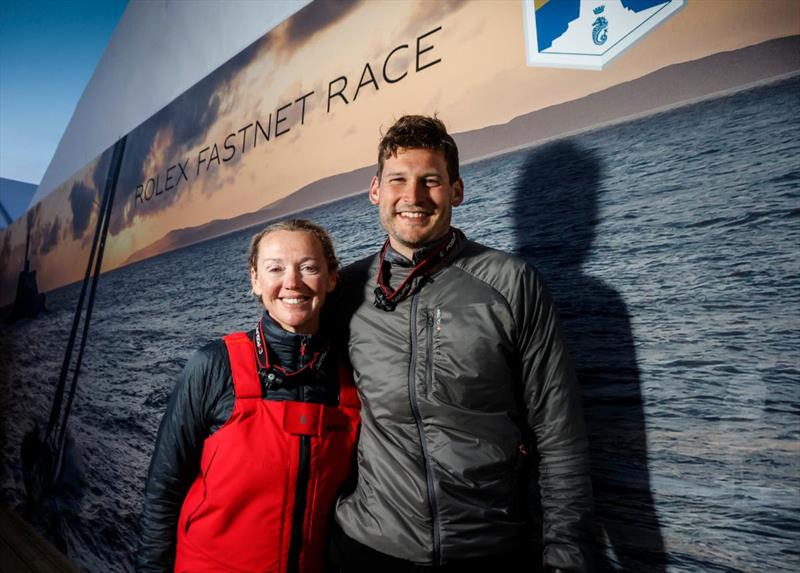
[18,186,64,261]
[281,0,363,53]
[69,182,97,240]
[92,145,114,195]
[105,0,364,240]
[402,0,467,38]
[106,29,276,238]
[32,215,62,257]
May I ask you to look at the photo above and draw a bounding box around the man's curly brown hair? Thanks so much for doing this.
[377,115,460,183]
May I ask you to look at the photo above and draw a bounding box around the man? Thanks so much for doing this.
[332,115,592,572]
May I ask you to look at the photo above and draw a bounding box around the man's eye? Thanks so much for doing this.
[301,264,319,273]
[266,267,282,273]
[426,178,440,186]
[389,177,405,184]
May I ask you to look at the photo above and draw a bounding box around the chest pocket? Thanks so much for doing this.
[425,302,515,410]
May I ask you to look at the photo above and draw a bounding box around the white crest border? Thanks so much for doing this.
[522,0,687,71]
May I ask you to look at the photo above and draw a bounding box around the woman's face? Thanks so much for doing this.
[250,230,336,334]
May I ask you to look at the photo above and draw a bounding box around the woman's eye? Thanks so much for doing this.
[266,267,282,274]
[301,264,319,273]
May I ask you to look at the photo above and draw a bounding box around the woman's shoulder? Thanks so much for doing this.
[176,336,242,418]
[183,335,245,381]
[190,337,228,362]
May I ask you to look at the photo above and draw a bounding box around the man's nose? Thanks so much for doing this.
[403,179,429,204]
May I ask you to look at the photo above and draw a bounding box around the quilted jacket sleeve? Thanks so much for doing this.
[516,264,594,572]
[135,342,223,572]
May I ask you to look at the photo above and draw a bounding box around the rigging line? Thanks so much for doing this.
[53,136,127,472]
[44,160,113,442]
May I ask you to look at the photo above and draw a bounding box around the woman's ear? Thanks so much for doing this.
[250,267,261,296]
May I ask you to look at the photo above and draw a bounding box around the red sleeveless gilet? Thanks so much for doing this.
[175,332,360,573]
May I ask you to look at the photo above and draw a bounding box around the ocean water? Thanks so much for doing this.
[1,75,798,572]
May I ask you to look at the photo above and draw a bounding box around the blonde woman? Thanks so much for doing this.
[137,219,359,573]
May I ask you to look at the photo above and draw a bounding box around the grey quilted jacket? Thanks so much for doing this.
[334,229,593,571]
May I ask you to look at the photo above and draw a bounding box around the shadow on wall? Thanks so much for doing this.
[512,141,666,572]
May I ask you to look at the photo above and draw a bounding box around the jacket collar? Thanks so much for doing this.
[384,227,466,268]
[260,310,326,371]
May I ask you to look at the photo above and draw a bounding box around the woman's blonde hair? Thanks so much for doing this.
[248,218,339,275]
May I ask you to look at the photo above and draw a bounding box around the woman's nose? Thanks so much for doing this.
[283,268,302,289]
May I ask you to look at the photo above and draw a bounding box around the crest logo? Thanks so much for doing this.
[523,0,686,70]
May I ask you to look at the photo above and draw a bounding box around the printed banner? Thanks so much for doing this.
[0,1,798,571]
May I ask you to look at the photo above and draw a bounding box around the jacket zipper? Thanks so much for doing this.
[287,336,311,573]
[287,435,310,573]
[408,294,441,565]
[425,311,434,396]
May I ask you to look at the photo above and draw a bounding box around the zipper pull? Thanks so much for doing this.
[300,339,307,359]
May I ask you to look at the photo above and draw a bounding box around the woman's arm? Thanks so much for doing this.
[135,344,220,572]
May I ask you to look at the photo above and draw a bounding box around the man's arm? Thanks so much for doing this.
[516,265,593,572]
[135,345,218,572]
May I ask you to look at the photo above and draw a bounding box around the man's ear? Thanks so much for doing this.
[451,178,464,207]
[368,176,380,205]
[327,271,338,294]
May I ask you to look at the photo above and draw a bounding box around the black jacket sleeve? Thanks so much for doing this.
[135,341,230,572]
[517,265,594,572]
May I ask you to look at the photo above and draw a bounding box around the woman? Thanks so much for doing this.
[136,219,360,573]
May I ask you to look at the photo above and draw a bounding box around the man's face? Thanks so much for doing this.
[369,147,463,258]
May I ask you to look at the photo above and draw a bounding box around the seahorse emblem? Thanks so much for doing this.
[592,5,608,46]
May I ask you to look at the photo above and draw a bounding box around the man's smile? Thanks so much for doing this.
[396,210,433,220]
